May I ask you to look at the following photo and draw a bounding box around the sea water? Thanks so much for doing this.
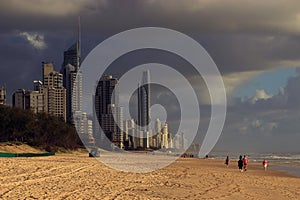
[209,152,300,177]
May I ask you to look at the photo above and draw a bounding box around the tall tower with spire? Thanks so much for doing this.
[138,70,151,148]
[76,16,81,70]
[60,17,82,123]
[138,70,150,131]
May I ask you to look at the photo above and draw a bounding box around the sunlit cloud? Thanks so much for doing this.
[19,32,47,50]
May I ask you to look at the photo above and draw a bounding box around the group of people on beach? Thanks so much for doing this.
[237,155,248,172]
[224,155,268,172]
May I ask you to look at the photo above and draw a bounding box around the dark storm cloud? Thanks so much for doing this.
[0,0,300,34]
[199,34,300,74]
[0,0,299,81]
[1,0,300,74]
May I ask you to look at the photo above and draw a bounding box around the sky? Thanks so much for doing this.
[234,68,296,100]
[0,0,300,153]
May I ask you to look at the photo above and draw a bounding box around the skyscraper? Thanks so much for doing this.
[110,104,123,146]
[12,87,47,114]
[62,17,81,72]
[162,122,169,149]
[0,84,6,105]
[138,70,150,130]
[94,75,123,148]
[64,64,82,119]
[74,111,94,145]
[123,118,136,148]
[42,62,66,121]
[43,62,63,88]
[154,118,162,148]
[138,70,151,148]
[28,90,47,113]
[12,89,27,109]
[60,17,82,123]
[173,132,186,150]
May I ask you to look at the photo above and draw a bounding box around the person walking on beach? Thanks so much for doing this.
[262,159,268,171]
[238,155,243,172]
[243,155,248,171]
[225,156,229,167]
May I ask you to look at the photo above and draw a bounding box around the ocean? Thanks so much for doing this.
[209,152,300,177]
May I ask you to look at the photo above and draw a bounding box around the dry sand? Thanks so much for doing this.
[0,153,299,200]
[0,143,43,153]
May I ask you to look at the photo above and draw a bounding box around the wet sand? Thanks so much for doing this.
[0,153,299,199]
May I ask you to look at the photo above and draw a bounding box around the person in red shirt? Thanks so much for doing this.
[263,159,268,171]
[243,155,248,171]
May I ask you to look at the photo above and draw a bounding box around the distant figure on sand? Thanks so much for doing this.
[225,156,229,167]
[263,159,268,171]
[238,155,243,172]
[243,155,248,171]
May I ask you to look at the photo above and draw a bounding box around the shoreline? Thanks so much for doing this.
[1,141,298,178]
[203,157,300,178]
[0,153,299,199]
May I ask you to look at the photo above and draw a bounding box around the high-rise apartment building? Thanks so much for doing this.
[162,122,169,149]
[173,132,185,150]
[29,90,47,113]
[74,111,94,145]
[12,88,47,114]
[42,62,66,121]
[94,75,123,148]
[43,62,63,88]
[153,118,162,148]
[123,119,137,148]
[0,84,6,105]
[110,104,123,146]
[12,89,27,109]
[123,120,129,147]
[47,87,66,120]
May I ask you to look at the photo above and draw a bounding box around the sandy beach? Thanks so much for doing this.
[0,153,299,200]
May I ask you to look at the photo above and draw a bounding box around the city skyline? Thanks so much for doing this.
[91,71,182,151]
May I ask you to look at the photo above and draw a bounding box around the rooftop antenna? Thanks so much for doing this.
[77,16,81,70]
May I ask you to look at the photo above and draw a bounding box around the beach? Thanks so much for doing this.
[0,153,299,199]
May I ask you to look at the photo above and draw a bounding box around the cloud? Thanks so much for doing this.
[1,0,300,73]
[19,32,47,49]
[143,0,300,34]
[222,71,261,103]
[0,0,100,17]
[250,89,273,104]
[1,0,300,35]
[212,68,300,152]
